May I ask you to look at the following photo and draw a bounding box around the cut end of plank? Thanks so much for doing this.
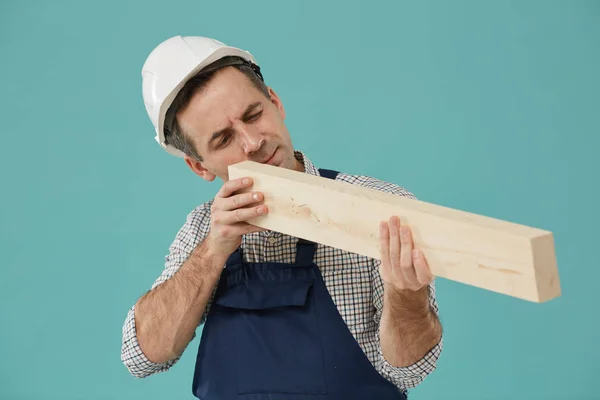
[531,232,561,303]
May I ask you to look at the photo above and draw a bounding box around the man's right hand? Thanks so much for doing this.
[206,177,268,255]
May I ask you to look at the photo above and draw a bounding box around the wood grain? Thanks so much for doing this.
[228,161,561,303]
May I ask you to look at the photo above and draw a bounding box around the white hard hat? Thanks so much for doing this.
[141,35,259,157]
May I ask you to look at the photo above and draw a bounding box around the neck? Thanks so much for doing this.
[294,158,305,173]
[291,150,306,173]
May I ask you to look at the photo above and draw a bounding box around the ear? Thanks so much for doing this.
[184,156,216,182]
[268,87,286,120]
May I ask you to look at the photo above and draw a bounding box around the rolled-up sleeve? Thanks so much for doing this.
[121,306,182,378]
[377,327,443,389]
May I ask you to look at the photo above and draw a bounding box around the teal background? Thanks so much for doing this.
[1,0,598,399]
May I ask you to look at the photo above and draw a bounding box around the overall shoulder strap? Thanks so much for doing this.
[318,168,339,180]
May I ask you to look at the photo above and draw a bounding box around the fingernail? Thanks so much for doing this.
[257,206,265,214]
[253,193,259,200]
[243,178,249,185]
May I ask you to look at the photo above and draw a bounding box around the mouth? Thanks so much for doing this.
[262,148,278,165]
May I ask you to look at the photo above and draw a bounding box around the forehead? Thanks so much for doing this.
[177,68,264,138]
[198,67,260,105]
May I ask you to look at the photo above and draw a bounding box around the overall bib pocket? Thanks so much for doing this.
[215,274,328,396]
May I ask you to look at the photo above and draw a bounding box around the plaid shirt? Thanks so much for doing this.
[121,151,443,392]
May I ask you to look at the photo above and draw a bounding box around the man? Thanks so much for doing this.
[122,36,443,399]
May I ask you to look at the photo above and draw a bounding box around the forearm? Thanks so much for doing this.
[379,283,442,367]
[134,237,226,364]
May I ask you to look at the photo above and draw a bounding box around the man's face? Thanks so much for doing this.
[177,67,303,182]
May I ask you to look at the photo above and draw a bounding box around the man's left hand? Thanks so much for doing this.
[379,216,434,292]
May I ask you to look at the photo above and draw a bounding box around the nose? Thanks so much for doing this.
[238,124,264,154]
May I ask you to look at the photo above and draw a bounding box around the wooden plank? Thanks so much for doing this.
[228,161,561,303]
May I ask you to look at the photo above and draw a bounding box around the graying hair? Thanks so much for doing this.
[163,57,269,161]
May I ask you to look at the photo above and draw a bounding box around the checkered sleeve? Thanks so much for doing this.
[121,204,212,378]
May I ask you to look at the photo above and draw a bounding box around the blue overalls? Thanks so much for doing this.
[192,169,407,400]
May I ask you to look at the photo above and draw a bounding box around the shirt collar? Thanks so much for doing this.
[294,150,320,177]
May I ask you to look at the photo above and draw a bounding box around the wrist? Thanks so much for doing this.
[383,283,431,318]
[189,236,228,274]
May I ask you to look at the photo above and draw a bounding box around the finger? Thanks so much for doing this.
[219,204,268,225]
[397,220,419,289]
[218,177,253,198]
[379,220,392,273]
[221,191,263,211]
[219,222,267,239]
[413,249,434,286]
[244,223,269,234]
[225,222,268,236]
[388,217,403,283]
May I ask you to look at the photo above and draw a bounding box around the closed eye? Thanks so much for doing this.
[245,110,263,122]
[217,133,232,148]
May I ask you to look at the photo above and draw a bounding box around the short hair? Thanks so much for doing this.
[163,56,269,161]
